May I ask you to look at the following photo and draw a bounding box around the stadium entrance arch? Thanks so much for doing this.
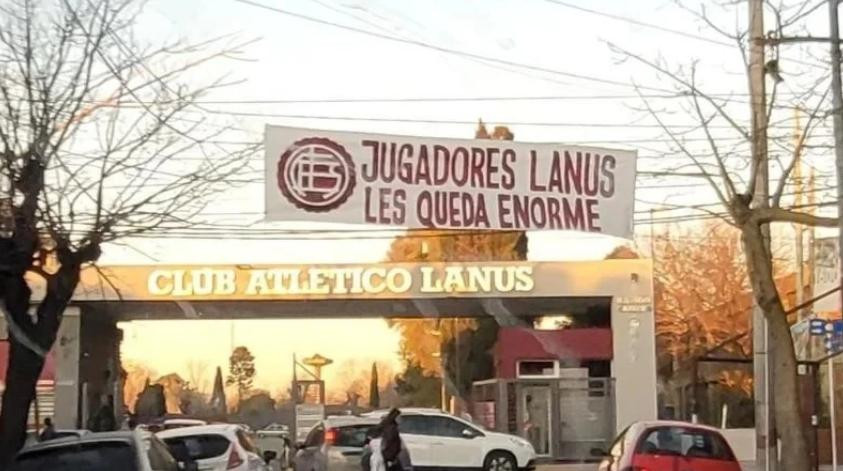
[5,258,655,460]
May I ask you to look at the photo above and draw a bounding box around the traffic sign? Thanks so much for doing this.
[810,319,828,336]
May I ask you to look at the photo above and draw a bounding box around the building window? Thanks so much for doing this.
[517,360,558,378]
[533,315,573,330]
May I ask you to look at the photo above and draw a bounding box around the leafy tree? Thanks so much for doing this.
[614,2,835,465]
[0,0,253,460]
[226,346,256,406]
[393,362,442,408]
[387,122,526,407]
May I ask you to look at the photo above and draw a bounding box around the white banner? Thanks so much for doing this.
[264,126,637,238]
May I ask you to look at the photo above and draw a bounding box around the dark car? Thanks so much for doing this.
[10,430,194,471]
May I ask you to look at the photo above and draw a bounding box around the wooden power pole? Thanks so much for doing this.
[829,0,843,323]
[749,0,776,469]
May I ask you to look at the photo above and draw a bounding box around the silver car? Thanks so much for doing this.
[294,416,380,471]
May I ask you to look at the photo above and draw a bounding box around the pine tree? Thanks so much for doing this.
[226,347,256,407]
[369,363,380,408]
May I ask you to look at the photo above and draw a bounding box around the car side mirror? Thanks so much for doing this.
[590,447,609,457]
[263,450,277,463]
[461,429,477,439]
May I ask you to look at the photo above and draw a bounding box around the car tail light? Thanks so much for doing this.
[325,428,337,446]
[226,446,244,469]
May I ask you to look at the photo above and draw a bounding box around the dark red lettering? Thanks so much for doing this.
[476,195,490,228]
[486,148,500,189]
[470,148,485,188]
[452,147,469,186]
[562,198,585,230]
[416,145,432,185]
[364,187,377,223]
[498,194,513,229]
[586,198,600,231]
[394,189,406,224]
[547,198,562,228]
[449,191,461,227]
[361,140,379,183]
[398,144,414,184]
[564,151,582,195]
[501,149,516,190]
[529,151,546,191]
[547,151,563,192]
[378,188,392,223]
[433,145,450,185]
[582,152,599,196]
[513,195,530,229]
[600,154,616,197]
[417,191,433,227]
[530,197,547,228]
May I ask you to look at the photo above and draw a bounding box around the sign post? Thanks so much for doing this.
[829,357,837,471]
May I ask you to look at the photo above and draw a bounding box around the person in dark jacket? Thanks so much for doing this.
[38,418,57,442]
[380,409,402,471]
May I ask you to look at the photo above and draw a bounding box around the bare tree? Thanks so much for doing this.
[0,0,256,462]
[186,359,210,394]
[614,2,837,469]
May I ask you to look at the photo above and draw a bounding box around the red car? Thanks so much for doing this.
[596,420,742,471]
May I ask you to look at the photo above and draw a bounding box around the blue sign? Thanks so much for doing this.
[824,320,843,354]
[810,319,828,336]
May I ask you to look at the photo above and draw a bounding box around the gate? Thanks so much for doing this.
[557,378,615,460]
[472,377,616,461]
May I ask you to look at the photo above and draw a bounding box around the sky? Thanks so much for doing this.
[112,0,839,394]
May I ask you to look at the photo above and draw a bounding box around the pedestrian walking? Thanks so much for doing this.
[379,408,405,471]
[38,417,56,442]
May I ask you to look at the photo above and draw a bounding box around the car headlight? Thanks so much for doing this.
[507,436,533,449]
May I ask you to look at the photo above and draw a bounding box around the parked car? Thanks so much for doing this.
[23,429,91,448]
[10,430,191,471]
[162,418,209,430]
[257,424,292,470]
[158,423,272,471]
[293,416,381,471]
[387,408,535,471]
[594,420,742,471]
[295,408,535,471]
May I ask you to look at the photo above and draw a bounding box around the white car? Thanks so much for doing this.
[365,408,536,471]
[162,418,208,430]
[158,424,271,471]
[11,430,185,471]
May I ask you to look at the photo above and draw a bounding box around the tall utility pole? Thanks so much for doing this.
[749,0,776,469]
[794,110,806,319]
[829,0,843,316]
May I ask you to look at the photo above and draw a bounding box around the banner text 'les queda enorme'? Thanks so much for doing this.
[264,126,636,238]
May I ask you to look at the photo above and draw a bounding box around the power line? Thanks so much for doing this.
[204,109,750,129]
[232,0,673,93]
[542,0,733,47]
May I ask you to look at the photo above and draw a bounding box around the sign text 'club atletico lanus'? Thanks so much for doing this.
[264,126,636,238]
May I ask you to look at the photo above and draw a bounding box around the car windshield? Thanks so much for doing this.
[638,427,735,461]
[334,425,375,448]
[10,442,137,471]
[163,434,231,461]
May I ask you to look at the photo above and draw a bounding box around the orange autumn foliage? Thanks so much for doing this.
[387,122,525,376]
